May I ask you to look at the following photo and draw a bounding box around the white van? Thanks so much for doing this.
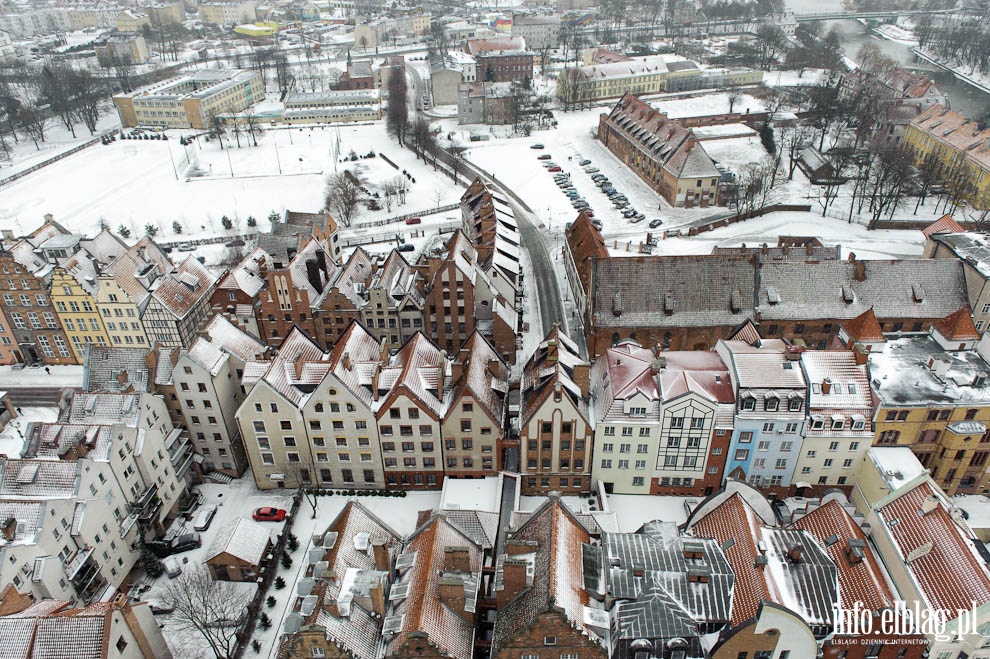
[192,504,217,531]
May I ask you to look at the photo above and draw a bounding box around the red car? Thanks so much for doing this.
[253,507,287,522]
[405,217,422,225]
[548,166,562,172]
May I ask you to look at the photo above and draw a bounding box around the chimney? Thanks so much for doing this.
[848,253,866,282]
[342,351,352,371]
[497,558,529,608]
[821,378,832,394]
[305,259,324,294]
[368,574,387,617]
[372,541,390,572]
[921,494,939,515]
[44,213,54,223]
[806,242,813,256]
[853,343,869,366]
[445,546,471,573]
[293,351,305,380]
[787,544,803,563]
[324,597,340,618]
[438,575,470,620]
[845,543,864,565]
[1,518,15,542]
[572,362,590,397]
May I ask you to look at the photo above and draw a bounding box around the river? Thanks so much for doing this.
[783,0,990,117]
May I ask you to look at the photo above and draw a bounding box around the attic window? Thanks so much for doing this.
[912,284,924,302]
[841,285,855,303]
[767,287,781,304]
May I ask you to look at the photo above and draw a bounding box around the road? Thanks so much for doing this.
[405,64,577,345]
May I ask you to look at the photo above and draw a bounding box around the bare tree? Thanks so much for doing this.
[71,69,105,135]
[865,143,915,229]
[208,112,227,149]
[283,462,318,518]
[727,86,741,114]
[157,567,247,659]
[18,104,51,148]
[386,66,409,145]
[244,115,263,147]
[324,171,362,226]
[38,63,77,137]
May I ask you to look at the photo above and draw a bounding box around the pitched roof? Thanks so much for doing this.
[186,315,267,375]
[386,516,481,659]
[911,104,990,172]
[217,246,272,298]
[875,481,990,613]
[255,329,330,407]
[149,255,218,320]
[377,333,448,419]
[493,498,598,653]
[932,307,980,340]
[0,460,79,500]
[758,259,968,321]
[841,307,885,343]
[325,321,382,409]
[592,255,754,328]
[104,238,173,308]
[448,332,508,426]
[790,501,898,616]
[592,342,659,423]
[521,326,590,428]
[921,214,964,239]
[206,517,274,565]
[565,211,607,295]
[82,345,152,393]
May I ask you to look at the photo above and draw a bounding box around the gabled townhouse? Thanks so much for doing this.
[790,498,926,659]
[102,238,173,348]
[715,338,807,497]
[853,447,990,659]
[311,247,373,349]
[141,256,219,349]
[237,329,330,489]
[491,496,607,659]
[50,263,110,362]
[591,341,662,496]
[0,248,74,365]
[794,349,873,493]
[211,246,272,340]
[442,331,509,478]
[257,238,338,348]
[0,312,17,365]
[375,332,450,490]
[686,482,837,659]
[278,501,402,659]
[62,392,188,531]
[173,314,267,478]
[381,514,483,659]
[594,522,735,659]
[361,250,426,347]
[298,320,387,489]
[865,309,990,494]
[421,231,517,363]
[519,327,593,494]
[0,586,172,658]
[655,350,735,496]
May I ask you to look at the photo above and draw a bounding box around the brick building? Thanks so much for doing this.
[598,93,720,208]
[519,327,593,494]
[0,249,74,364]
[463,36,533,83]
[257,238,337,348]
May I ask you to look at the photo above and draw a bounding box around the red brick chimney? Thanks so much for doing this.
[372,541,390,572]
[445,546,471,573]
[497,558,529,608]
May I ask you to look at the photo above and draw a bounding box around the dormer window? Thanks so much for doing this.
[765,398,779,412]
[788,397,803,412]
[629,407,647,417]
[831,417,845,430]
[741,397,756,411]
[810,416,825,430]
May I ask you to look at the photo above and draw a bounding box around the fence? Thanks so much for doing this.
[0,128,119,189]
[686,204,812,235]
[350,203,460,230]
[157,232,258,249]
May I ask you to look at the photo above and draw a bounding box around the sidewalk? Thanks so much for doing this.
[0,365,85,388]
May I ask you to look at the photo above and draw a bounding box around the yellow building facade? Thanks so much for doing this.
[904,103,990,210]
[94,274,150,348]
[50,268,110,362]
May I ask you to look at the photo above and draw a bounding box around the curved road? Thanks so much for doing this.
[405,64,579,346]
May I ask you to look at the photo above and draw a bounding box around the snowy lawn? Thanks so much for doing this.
[0,110,121,180]
[0,122,462,245]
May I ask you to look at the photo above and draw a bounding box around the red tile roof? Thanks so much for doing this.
[921,214,964,239]
[932,307,980,340]
[876,481,990,614]
[842,307,885,343]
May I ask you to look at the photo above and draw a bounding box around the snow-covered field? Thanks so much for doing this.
[0,122,463,246]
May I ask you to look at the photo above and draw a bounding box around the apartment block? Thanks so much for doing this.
[103,239,174,349]
[519,327,593,494]
[0,249,73,365]
[463,36,533,83]
[865,309,990,494]
[196,1,256,25]
[173,315,267,478]
[257,238,336,348]
[113,69,264,129]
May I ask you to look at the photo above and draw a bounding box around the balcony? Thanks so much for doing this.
[130,484,159,513]
[176,453,194,480]
[66,547,107,602]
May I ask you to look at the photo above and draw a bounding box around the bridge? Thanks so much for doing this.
[794,8,956,21]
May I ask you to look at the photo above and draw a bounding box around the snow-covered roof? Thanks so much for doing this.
[0,460,79,500]
[82,345,152,394]
[929,231,990,280]
[206,517,273,565]
[150,256,218,320]
[868,335,990,406]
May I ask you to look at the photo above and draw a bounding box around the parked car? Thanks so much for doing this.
[162,556,182,579]
[630,215,645,223]
[548,166,562,172]
[584,167,600,174]
[649,219,664,228]
[405,217,422,225]
[537,154,552,160]
[171,532,202,554]
[591,219,603,230]
[192,504,217,531]
[530,143,544,149]
[253,507,287,522]
[225,239,245,248]
[398,243,415,252]
[177,243,195,252]
[579,159,592,166]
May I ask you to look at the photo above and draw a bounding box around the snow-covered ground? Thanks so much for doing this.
[139,476,440,658]
[0,364,84,388]
[1,109,120,180]
[1,122,462,245]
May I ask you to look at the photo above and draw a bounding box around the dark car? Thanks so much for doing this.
[530,143,544,149]
[537,154,552,160]
[649,219,663,228]
[171,532,202,554]
[579,159,591,166]
[253,507,287,522]
[225,239,245,248]
[398,243,415,252]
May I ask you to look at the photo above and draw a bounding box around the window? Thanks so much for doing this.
[602,443,613,453]
[601,459,612,469]
[757,440,770,451]
[734,449,749,461]
[544,636,556,646]
[738,431,753,443]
